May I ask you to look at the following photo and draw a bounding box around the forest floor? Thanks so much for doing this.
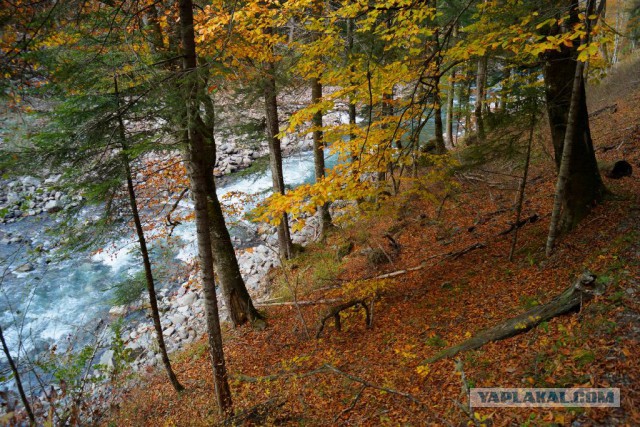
[110,60,640,426]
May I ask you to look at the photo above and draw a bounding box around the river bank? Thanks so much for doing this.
[0,107,346,422]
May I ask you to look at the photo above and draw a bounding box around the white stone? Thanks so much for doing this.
[44,199,62,213]
[109,305,127,316]
[176,292,197,307]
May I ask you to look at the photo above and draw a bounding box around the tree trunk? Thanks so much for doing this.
[445,68,456,147]
[0,325,35,425]
[178,0,232,414]
[500,64,511,112]
[462,64,472,138]
[311,77,332,236]
[114,75,183,393]
[204,172,262,325]
[142,4,165,54]
[346,17,358,162]
[433,74,446,154]
[543,0,605,236]
[263,60,293,260]
[474,56,487,142]
[509,113,535,261]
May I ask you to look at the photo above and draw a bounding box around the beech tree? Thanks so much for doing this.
[177,0,233,413]
[543,0,606,234]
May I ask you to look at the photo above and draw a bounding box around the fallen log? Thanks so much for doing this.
[424,272,603,364]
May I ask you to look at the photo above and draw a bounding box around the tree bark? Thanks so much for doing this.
[178,0,232,414]
[114,75,183,393]
[474,55,487,142]
[346,17,358,162]
[462,64,473,138]
[263,60,293,260]
[543,0,605,236]
[509,113,535,261]
[205,172,261,325]
[445,68,456,147]
[311,77,332,236]
[142,4,165,54]
[433,74,446,154]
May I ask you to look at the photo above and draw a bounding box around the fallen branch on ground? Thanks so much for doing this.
[424,272,603,363]
[446,242,486,260]
[498,214,539,236]
[256,298,343,307]
[589,103,617,117]
[316,299,371,338]
[223,398,285,426]
[318,364,426,409]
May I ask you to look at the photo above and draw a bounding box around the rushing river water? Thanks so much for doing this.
[0,149,337,393]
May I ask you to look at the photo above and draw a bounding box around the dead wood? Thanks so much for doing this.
[446,242,486,260]
[316,299,371,338]
[498,214,539,236]
[223,398,285,426]
[424,272,603,363]
[319,364,426,408]
[589,103,617,117]
[256,298,343,307]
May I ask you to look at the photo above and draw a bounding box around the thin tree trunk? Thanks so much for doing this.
[445,68,456,147]
[178,0,232,414]
[501,65,511,112]
[474,56,487,142]
[264,59,293,260]
[346,17,358,162]
[509,113,535,261]
[463,64,472,138]
[433,74,446,154]
[142,4,165,54]
[0,325,35,425]
[114,75,183,392]
[311,77,332,236]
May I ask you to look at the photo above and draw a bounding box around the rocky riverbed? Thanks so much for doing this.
[108,213,323,373]
[0,101,352,423]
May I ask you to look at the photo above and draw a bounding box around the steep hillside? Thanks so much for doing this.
[110,61,640,426]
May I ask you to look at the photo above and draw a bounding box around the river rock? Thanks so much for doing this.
[6,192,20,204]
[176,292,197,307]
[44,174,62,184]
[21,176,41,187]
[168,313,187,327]
[108,305,127,316]
[14,263,34,273]
[99,350,115,370]
[44,199,63,213]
